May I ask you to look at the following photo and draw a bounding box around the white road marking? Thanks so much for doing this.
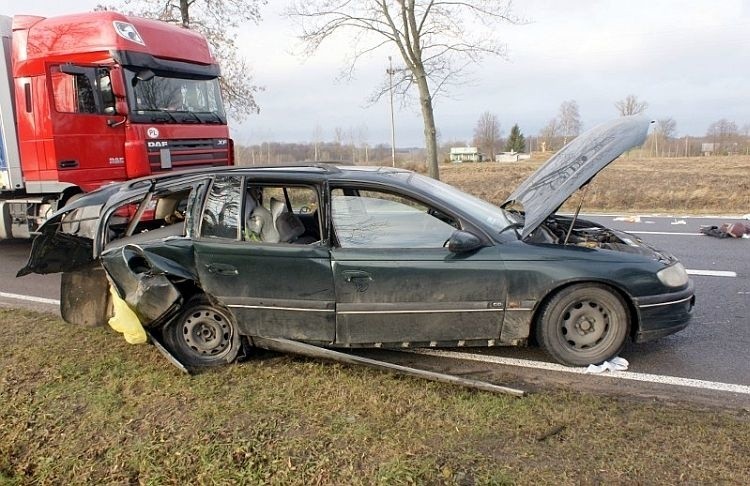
[0,291,60,306]
[410,349,750,396]
[686,269,737,277]
[629,231,702,236]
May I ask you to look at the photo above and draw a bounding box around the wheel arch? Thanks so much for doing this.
[529,278,640,344]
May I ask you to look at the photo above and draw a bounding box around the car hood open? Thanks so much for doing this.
[503,116,651,239]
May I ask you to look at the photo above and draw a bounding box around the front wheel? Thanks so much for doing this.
[162,296,241,368]
[536,284,630,366]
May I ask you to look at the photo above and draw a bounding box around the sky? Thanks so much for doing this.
[5,0,750,146]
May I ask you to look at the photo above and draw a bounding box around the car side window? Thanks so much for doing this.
[242,184,321,244]
[331,188,458,248]
[201,176,241,239]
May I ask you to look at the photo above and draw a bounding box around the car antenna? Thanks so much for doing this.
[563,183,590,245]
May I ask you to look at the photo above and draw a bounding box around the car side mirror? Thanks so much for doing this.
[446,230,483,253]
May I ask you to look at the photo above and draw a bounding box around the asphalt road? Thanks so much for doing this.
[592,214,750,384]
[2,214,748,402]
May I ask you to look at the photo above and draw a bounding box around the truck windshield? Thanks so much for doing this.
[125,69,226,124]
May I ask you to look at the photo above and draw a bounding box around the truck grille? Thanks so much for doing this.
[146,139,230,172]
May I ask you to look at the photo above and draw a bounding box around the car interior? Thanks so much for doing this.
[243,185,320,244]
[103,188,193,249]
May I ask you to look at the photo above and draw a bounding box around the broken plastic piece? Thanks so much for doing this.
[148,330,190,374]
[584,356,629,374]
[613,215,641,223]
[107,286,148,344]
[671,219,686,225]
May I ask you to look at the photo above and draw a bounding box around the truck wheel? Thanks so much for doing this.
[162,296,240,368]
[536,284,630,366]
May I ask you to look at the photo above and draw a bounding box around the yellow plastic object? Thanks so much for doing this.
[108,286,148,345]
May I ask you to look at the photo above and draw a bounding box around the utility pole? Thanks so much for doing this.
[387,56,397,167]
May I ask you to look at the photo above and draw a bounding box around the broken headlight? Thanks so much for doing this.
[656,262,689,288]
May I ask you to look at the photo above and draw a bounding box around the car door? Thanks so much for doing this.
[329,186,507,346]
[192,175,336,343]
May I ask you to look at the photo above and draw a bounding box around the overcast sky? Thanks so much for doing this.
[6,0,750,146]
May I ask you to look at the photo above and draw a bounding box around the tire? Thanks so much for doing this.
[536,283,630,366]
[162,296,241,368]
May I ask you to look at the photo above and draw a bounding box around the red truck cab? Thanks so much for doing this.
[0,11,232,238]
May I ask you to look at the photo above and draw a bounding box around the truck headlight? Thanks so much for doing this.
[657,262,689,287]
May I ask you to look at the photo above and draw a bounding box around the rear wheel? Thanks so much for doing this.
[536,284,630,366]
[163,296,240,368]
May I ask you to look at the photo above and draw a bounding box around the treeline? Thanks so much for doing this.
[234,142,428,167]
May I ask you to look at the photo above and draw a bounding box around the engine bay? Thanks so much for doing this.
[528,215,675,263]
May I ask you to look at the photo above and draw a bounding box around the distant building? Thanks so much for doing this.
[450,147,483,163]
[495,151,531,163]
[701,143,715,156]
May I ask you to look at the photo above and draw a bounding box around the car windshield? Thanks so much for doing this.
[125,69,226,123]
[397,172,514,233]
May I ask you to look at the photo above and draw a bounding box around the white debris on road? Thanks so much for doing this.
[613,215,641,223]
[584,356,629,374]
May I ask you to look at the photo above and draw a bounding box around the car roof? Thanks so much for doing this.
[121,163,413,190]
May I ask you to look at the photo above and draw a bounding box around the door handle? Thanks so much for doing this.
[342,270,371,292]
[343,270,371,282]
[205,263,238,276]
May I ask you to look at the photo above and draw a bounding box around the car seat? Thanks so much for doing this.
[270,198,306,243]
[244,189,280,243]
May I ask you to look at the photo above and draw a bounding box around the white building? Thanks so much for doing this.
[450,147,483,163]
[495,151,531,163]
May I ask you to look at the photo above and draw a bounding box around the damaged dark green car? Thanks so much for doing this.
[19,117,694,371]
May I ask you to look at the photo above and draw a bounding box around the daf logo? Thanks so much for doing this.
[147,141,169,148]
[146,127,160,139]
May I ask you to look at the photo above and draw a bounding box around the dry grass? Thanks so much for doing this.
[440,155,750,214]
[2,308,750,484]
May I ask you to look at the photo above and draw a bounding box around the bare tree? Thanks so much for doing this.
[312,124,324,161]
[558,100,581,145]
[357,124,370,164]
[287,1,518,179]
[473,112,501,160]
[334,127,345,161]
[742,123,750,155]
[706,119,739,154]
[615,94,648,116]
[100,0,266,120]
[539,118,559,152]
[652,117,676,156]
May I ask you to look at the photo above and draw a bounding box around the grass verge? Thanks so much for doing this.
[1,308,749,484]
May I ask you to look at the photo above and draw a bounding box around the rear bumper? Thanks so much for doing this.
[633,282,695,343]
